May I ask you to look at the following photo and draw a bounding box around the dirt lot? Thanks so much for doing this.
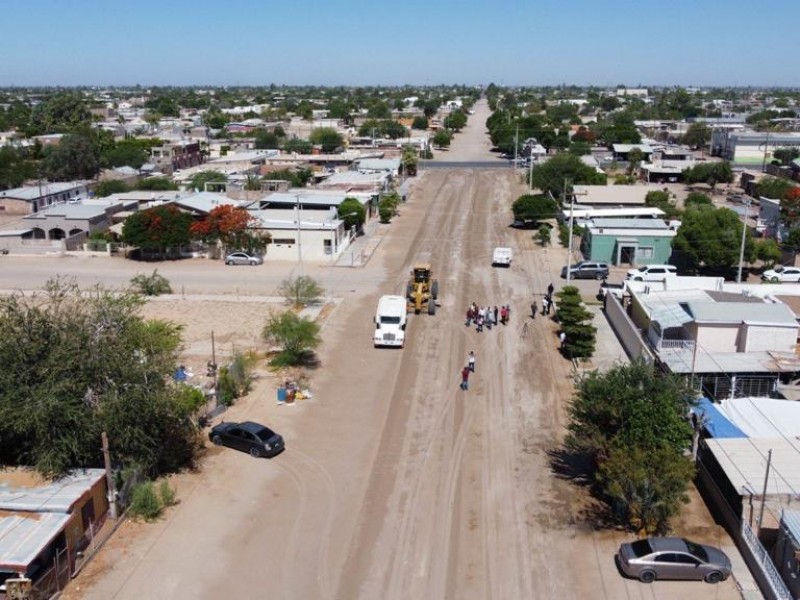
[52,100,746,600]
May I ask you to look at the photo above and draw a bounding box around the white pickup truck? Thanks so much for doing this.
[374,295,407,348]
[492,247,513,267]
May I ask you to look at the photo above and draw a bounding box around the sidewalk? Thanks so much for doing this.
[333,219,390,268]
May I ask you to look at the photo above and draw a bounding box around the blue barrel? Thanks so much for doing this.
[277,387,287,403]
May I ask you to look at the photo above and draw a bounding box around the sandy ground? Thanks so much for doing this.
[47,100,745,600]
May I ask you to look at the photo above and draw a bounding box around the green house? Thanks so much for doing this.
[580,218,676,266]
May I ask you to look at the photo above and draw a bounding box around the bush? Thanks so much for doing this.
[278,275,324,308]
[129,481,163,521]
[263,311,321,367]
[159,480,176,507]
[217,350,256,406]
[537,224,552,247]
[130,270,172,296]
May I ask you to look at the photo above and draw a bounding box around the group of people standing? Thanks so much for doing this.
[531,282,556,319]
[465,302,511,332]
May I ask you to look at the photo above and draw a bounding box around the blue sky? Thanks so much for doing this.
[0,0,796,87]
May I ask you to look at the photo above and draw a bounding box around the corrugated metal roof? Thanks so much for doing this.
[0,513,71,570]
[687,301,798,326]
[781,510,800,545]
[650,303,693,329]
[705,437,800,496]
[0,469,105,513]
[695,398,748,438]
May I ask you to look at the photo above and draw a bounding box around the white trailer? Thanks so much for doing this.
[374,295,407,348]
[492,247,513,267]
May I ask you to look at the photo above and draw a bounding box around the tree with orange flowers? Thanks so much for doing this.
[190,204,269,253]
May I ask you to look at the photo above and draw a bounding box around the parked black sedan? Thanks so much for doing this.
[209,421,285,458]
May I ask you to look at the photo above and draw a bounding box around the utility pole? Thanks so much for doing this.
[757,449,772,535]
[513,122,519,169]
[565,179,575,283]
[101,432,117,518]
[296,194,303,274]
[528,148,535,193]
[736,199,751,283]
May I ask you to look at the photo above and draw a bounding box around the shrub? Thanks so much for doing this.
[129,481,163,521]
[217,350,256,406]
[130,270,172,296]
[263,311,322,367]
[537,224,552,247]
[159,480,176,507]
[278,275,324,308]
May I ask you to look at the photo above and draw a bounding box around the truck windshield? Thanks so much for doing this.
[380,316,402,325]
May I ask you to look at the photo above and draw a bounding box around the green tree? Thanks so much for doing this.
[337,198,366,231]
[626,147,644,175]
[262,311,322,366]
[282,137,313,155]
[756,176,794,200]
[555,286,596,358]
[682,122,711,149]
[101,140,150,169]
[254,129,280,149]
[537,224,552,247]
[433,130,452,148]
[94,179,130,198]
[136,177,178,191]
[529,154,607,198]
[411,116,429,130]
[0,280,194,477]
[0,146,38,190]
[29,92,92,135]
[512,194,556,224]
[682,161,733,188]
[684,192,712,207]
[278,276,324,309]
[122,205,193,258]
[783,228,800,253]
[401,146,418,176]
[599,445,695,534]
[645,189,681,219]
[565,359,695,462]
[773,147,800,166]
[309,127,344,153]
[443,110,467,131]
[672,205,755,271]
[756,238,782,268]
[188,170,228,192]
[41,132,100,180]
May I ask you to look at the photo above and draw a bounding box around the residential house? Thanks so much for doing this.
[0,469,108,593]
[571,184,664,206]
[611,143,654,162]
[247,208,351,261]
[0,182,90,215]
[149,141,203,175]
[580,217,676,265]
[711,130,800,165]
[20,198,136,242]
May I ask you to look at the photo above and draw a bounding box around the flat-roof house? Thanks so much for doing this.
[20,199,135,241]
[581,217,676,265]
[0,182,90,215]
[0,469,108,593]
[611,143,654,161]
[248,208,351,261]
[571,184,664,206]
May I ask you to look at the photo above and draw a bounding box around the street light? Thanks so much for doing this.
[295,194,303,273]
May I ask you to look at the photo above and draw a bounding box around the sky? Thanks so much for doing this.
[0,0,797,88]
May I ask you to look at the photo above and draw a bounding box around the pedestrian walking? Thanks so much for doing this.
[547,282,554,297]
[493,305,499,325]
[531,299,537,319]
[559,331,567,350]
[465,305,473,326]
[500,305,507,325]
[506,304,511,323]
[461,366,470,390]
[546,296,554,315]
[476,313,484,333]
[485,306,493,330]
[541,295,549,316]
[468,351,476,373]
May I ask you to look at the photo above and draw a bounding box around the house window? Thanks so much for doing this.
[637,246,654,258]
[272,238,295,245]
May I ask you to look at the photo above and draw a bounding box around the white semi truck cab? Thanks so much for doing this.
[374,295,407,348]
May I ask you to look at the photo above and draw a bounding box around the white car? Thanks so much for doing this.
[626,264,677,281]
[762,266,800,283]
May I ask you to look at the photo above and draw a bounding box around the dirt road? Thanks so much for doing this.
[65,101,741,600]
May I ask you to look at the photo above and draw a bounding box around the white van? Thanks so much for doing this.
[626,264,677,281]
[374,295,407,348]
[492,247,513,267]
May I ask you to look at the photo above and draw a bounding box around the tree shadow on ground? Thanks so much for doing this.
[548,446,627,532]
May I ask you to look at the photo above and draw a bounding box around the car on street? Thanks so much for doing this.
[617,537,732,584]
[224,251,263,266]
[762,266,800,283]
[209,421,285,457]
[560,261,609,280]
[626,264,678,281]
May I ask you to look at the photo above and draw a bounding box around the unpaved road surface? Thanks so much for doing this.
[57,100,741,600]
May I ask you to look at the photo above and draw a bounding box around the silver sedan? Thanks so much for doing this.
[224,252,263,266]
[617,537,732,583]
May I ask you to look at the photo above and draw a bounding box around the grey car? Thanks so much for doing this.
[617,537,732,584]
[560,261,609,280]
[224,251,263,266]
